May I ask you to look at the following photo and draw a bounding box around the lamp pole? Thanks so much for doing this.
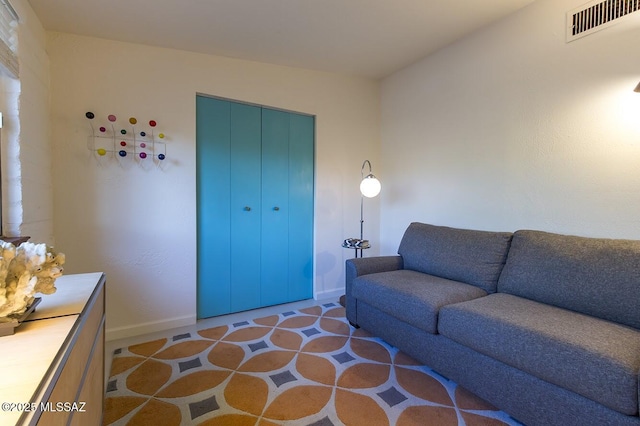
[360,160,373,243]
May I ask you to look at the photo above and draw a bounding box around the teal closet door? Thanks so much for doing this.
[229,102,262,312]
[261,108,314,305]
[261,108,290,306]
[288,113,314,301]
[197,95,314,319]
[196,96,232,318]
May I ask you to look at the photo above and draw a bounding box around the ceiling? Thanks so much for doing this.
[27,0,535,79]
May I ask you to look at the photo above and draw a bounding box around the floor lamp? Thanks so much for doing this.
[342,160,381,257]
[339,160,382,306]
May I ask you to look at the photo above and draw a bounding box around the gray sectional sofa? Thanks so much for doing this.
[345,222,640,426]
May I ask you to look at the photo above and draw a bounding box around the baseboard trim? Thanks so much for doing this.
[106,292,343,342]
[106,314,196,342]
[314,288,344,302]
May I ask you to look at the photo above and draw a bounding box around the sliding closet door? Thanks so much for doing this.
[197,95,314,318]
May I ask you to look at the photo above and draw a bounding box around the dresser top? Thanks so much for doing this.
[28,272,105,320]
[0,272,105,426]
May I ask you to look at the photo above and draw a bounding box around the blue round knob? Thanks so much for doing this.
[118,150,127,157]
[158,153,166,160]
[85,112,95,119]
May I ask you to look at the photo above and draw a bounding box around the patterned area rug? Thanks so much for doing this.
[104,303,521,425]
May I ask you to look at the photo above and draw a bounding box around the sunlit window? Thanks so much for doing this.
[0,0,18,78]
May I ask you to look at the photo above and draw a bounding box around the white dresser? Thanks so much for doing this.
[0,272,106,425]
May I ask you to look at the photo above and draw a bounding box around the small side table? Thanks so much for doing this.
[342,238,370,258]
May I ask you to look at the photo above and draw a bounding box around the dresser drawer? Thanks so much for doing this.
[36,279,105,425]
[69,321,104,426]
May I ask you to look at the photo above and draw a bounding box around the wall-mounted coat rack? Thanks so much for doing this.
[85,112,167,162]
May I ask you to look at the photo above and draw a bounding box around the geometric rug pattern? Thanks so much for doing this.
[104,303,522,425]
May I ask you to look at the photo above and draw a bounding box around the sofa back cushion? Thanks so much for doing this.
[397,222,513,293]
[498,230,640,329]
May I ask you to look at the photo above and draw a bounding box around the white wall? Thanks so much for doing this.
[0,0,52,243]
[380,0,640,253]
[48,33,380,340]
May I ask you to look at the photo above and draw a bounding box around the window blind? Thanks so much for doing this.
[0,0,18,78]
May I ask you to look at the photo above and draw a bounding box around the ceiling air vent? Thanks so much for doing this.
[567,0,640,42]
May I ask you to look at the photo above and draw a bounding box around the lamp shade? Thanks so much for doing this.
[360,174,381,198]
[635,81,640,93]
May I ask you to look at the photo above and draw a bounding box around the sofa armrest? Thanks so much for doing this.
[346,256,404,284]
[345,256,403,325]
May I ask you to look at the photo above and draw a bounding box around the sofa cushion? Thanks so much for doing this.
[498,230,640,330]
[351,269,487,334]
[438,293,640,415]
[397,222,512,293]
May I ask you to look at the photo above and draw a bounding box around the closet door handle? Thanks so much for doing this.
[273,207,280,211]
[244,206,251,212]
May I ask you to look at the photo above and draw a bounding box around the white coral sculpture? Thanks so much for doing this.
[0,241,65,321]
[0,241,16,309]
